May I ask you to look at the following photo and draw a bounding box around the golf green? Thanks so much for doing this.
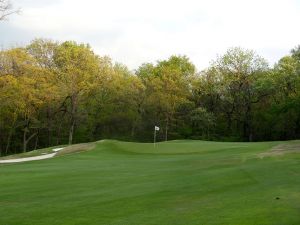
[1,140,300,225]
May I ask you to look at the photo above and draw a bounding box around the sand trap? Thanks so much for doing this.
[0,145,98,164]
[0,153,57,164]
[0,147,65,164]
[53,147,64,152]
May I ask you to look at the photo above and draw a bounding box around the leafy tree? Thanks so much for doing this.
[137,55,195,140]
[1,41,300,155]
[53,41,99,144]
[209,47,269,140]
[0,48,46,152]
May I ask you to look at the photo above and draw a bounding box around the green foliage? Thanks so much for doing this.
[190,107,215,138]
[1,41,300,155]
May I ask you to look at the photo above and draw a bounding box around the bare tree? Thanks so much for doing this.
[0,0,20,20]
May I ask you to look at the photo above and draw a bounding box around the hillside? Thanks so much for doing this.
[1,140,300,225]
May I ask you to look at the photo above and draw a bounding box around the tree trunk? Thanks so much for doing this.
[34,132,39,150]
[5,128,14,155]
[207,123,210,140]
[56,122,62,145]
[131,124,135,138]
[23,131,37,153]
[69,119,75,145]
[68,94,77,145]
[244,103,253,142]
[5,117,17,155]
[165,117,169,141]
[23,128,27,153]
[226,113,232,133]
[47,106,52,146]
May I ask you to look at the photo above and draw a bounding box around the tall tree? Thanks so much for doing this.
[137,55,195,140]
[204,47,269,140]
[53,41,99,144]
[27,39,60,146]
[0,48,46,152]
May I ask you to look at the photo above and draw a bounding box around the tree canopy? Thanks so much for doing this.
[1,40,300,155]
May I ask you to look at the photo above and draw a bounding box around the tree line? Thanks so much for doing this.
[0,39,299,155]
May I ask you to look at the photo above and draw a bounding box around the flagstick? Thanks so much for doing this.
[154,128,156,148]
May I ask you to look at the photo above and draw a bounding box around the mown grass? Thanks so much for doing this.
[0,140,300,225]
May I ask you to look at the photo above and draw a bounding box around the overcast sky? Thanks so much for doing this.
[1,0,300,70]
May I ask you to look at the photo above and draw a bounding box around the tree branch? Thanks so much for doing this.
[0,0,20,21]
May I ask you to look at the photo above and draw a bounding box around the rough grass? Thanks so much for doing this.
[56,142,96,156]
[258,140,300,158]
[0,140,300,225]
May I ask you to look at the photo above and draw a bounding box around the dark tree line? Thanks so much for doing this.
[0,39,299,155]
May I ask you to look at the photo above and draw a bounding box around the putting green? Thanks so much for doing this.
[0,140,300,225]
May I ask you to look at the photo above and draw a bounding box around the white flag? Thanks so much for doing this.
[155,126,160,131]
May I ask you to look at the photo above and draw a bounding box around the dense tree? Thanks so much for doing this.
[53,41,100,144]
[137,55,195,140]
[0,48,47,152]
[198,48,270,140]
[1,41,300,156]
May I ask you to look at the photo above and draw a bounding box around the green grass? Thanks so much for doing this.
[1,140,300,225]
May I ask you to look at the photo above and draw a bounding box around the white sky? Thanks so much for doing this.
[1,0,300,70]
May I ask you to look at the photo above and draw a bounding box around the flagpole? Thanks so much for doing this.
[154,127,156,147]
[154,126,159,148]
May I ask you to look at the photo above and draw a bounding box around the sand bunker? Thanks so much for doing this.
[0,153,57,164]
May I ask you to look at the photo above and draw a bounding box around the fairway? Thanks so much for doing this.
[1,140,300,225]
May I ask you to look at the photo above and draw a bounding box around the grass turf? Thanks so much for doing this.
[0,140,300,225]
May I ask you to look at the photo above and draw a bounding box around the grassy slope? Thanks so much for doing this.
[0,140,300,225]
